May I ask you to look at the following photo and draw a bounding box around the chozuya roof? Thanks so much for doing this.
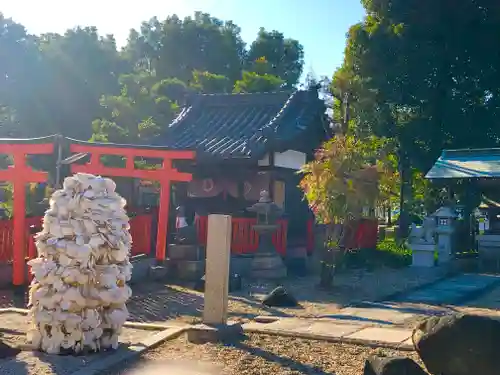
[426,148,500,179]
[157,87,325,160]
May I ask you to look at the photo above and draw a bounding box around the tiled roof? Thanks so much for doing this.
[426,148,500,179]
[157,88,324,159]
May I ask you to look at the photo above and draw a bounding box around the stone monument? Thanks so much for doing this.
[187,214,243,344]
[409,216,437,268]
[432,206,457,264]
[247,190,287,279]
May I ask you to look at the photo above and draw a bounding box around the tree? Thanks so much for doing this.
[190,70,231,93]
[91,71,182,144]
[299,134,396,287]
[344,0,500,173]
[37,27,125,140]
[125,12,246,84]
[247,28,304,88]
[233,71,284,93]
[0,13,48,137]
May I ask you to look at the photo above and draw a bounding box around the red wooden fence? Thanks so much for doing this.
[195,216,288,255]
[0,214,153,263]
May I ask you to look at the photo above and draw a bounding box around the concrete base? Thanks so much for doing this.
[411,243,435,268]
[437,250,451,264]
[186,322,244,344]
[251,253,287,279]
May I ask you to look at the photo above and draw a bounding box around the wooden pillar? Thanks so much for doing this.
[268,152,275,200]
[12,154,27,286]
[203,214,231,325]
[156,181,171,261]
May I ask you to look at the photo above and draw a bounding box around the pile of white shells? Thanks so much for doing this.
[27,173,133,354]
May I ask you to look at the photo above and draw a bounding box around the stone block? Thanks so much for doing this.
[148,265,168,281]
[168,244,204,261]
[252,254,285,270]
[345,327,412,345]
[230,255,253,277]
[186,322,243,344]
[130,254,155,284]
[363,356,427,375]
[251,267,287,279]
[411,243,435,268]
[167,259,205,281]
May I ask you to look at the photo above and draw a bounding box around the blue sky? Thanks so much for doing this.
[1,0,365,80]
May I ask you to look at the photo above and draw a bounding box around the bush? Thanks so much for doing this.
[341,239,411,270]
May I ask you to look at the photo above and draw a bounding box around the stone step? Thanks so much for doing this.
[168,244,205,261]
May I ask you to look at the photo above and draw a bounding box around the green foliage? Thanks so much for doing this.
[335,239,411,270]
[233,71,284,93]
[300,134,398,224]
[246,28,304,88]
[91,71,179,144]
[191,70,230,93]
[342,1,500,173]
[0,11,305,142]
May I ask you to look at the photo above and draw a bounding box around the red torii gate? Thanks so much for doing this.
[69,142,195,261]
[0,140,54,286]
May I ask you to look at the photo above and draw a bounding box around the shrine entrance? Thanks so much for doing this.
[0,136,195,286]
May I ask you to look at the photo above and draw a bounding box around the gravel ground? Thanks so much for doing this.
[127,266,449,324]
[109,334,429,375]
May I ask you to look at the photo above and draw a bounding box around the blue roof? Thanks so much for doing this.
[426,148,500,179]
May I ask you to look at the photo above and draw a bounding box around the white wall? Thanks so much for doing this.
[258,150,306,170]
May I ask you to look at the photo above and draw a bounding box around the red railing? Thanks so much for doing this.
[129,214,153,256]
[347,219,379,249]
[195,216,288,255]
[0,214,153,263]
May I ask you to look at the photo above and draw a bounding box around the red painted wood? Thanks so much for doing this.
[0,214,154,262]
[195,216,288,255]
[345,219,379,249]
[0,143,53,285]
[129,215,153,256]
[69,144,194,261]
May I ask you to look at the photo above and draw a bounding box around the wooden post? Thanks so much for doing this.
[203,214,231,325]
[156,182,171,261]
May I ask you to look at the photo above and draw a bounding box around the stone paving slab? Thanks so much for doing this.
[344,326,412,345]
[242,318,414,350]
[294,321,364,339]
[329,307,415,325]
[396,273,500,305]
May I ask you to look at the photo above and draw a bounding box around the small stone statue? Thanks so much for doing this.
[174,206,197,245]
[409,217,436,244]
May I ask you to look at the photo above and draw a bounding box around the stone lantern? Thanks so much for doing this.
[247,190,287,279]
[432,206,458,264]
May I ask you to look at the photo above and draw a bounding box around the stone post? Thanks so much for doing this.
[203,214,231,325]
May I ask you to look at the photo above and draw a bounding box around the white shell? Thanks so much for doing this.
[27,173,132,354]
